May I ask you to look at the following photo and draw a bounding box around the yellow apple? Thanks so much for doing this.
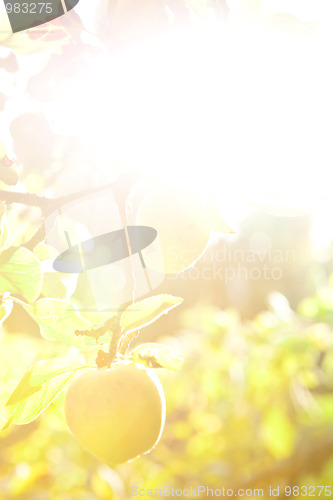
[65,362,166,465]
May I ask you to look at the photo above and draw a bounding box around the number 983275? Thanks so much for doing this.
[285,486,332,496]
[5,3,53,14]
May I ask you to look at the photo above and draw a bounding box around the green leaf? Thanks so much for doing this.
[0,293,13,326]
[131,343,183,372]
[33,243,77,300]
[33,243,59,261]
[0,246,42,303]
[74,308,121,344]
[39,274,69,301]
[81,308,121,332]
[0,357,88,430]
[121,295,183,334]
[24,299,97,349]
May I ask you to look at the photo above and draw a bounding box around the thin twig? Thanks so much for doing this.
[108,330,123,367]
[118,329,140,355]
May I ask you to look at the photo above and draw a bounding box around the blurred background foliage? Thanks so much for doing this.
[2,250,333,498]
[2,0,333,498]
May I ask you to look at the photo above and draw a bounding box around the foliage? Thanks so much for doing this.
[1,291,333,497]
[0,358,87,430]
[0,184,184,428]
[0,0,332,497]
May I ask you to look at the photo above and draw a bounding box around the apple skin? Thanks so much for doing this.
[65,363,166,465]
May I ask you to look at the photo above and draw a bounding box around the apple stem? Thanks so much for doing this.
[118,329,140,355]
[96,349,109,369]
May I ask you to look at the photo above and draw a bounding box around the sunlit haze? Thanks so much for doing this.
[39,15,332,224]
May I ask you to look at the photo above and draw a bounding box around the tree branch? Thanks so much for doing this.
[0,184,115,216]
[0,172,140,217]
[1,172,141,251]
[0,190,50,212]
